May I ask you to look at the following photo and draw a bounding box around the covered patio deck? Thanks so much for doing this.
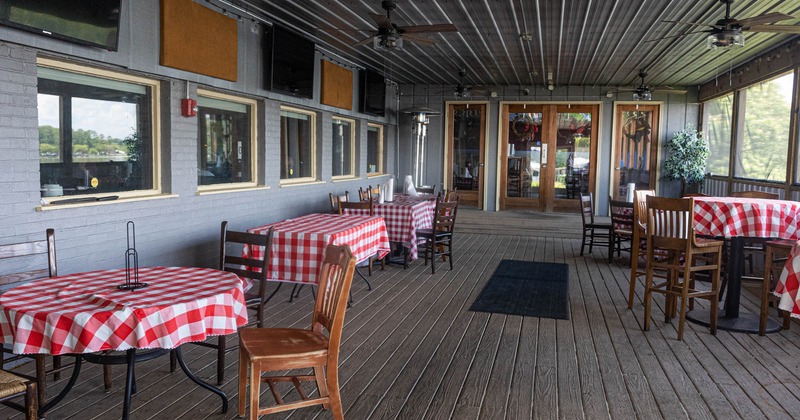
[2,210,799,419]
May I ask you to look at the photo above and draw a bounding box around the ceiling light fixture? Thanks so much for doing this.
[519,33,533,41]
[707,30,744,50]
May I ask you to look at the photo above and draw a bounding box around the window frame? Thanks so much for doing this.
[279,105,318,185]
[367,123,384,176]
[331,116,356,180]
[701,93,734,178]
[196,89,259,193]
[36,57,162,202]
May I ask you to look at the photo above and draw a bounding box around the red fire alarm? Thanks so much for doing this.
[181,98,197,117]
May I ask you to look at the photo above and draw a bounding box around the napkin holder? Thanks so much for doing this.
[119,221,148,290]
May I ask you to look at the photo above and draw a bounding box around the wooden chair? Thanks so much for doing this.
[184,221,274,385]
[357,187,371,201]
[761,239,794,335]
[338,200,383,278]
[416,197,459,274]
[627,189,655,309]
[238,244,356,420]
[369,184,381,199]
[328,191,349,214]
[416,185,436,195]
[609,199,634,263]
[642,196,724,341]
[579,193,612,257]
[0,229,71,407]
[0,370,37,420]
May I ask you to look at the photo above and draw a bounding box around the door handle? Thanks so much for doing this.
[479,163,485,167]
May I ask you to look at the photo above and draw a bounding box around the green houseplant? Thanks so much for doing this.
[662,126,709,196]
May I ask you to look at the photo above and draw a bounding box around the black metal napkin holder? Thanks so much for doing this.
[119,221,148,290]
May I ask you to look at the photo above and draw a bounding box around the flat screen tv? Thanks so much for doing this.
[264,24,315,99]
[360,68,386,116]
[0,0,121,51]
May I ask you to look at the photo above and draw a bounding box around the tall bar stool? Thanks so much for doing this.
[762,239,795,335]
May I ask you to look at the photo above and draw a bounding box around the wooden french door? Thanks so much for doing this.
[446,103,486,208]
[500,103,599,212]
[611,103,661,200]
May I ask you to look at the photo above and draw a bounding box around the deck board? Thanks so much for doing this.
[2,212,800,420]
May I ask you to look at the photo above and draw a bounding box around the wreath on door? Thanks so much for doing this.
[511,114,537,140]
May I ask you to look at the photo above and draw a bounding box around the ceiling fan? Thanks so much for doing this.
[352,0,458,49]
[613,70,687,100]
[649,0,799,48]
[455,69,471,98]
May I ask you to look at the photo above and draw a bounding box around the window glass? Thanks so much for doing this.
[331,117,354,178]
[37,63,156,198]
[197,92,254,186]
[735,73,793,182]
[280,107,315,180]
[367,124,383,174]
[703,94,733,177]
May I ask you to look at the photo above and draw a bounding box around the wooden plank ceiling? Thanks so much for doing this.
[227,0,800,90]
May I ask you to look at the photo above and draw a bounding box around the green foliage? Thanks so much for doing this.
[662,126,709,186]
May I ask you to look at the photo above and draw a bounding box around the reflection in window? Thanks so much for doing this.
[506,112,542,198]
[367,124,383,174]
[280,107,315,180]
[617,110,654,196]
[735,73,793,182]
[556,112,592,199]
[452,107,480,191]
[703,94,732,177]
[197,93,253,186]
[332,117,354,177]
[37,63,155,198]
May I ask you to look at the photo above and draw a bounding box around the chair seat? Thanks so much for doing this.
[239,328,328,362]
[587,222,612,229]
[615,229,633,236]
[695,237,724,248]
[416,228,452,239]
[0,370,27,398]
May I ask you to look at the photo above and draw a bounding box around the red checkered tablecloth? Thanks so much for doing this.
[692,197,800,240]
[343,194,435,259]
[246,213,390,284]
[775,241,800,320]
[0,267,248,355]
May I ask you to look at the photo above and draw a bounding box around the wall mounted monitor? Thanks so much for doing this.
[0,0,121,51]
[264,24,315,99]
[360,68,386,116]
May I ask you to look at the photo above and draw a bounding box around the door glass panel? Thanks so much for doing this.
[452,107,481,191]
[506,112,542,198]
[556,112,592,199]
[615,110,654,198]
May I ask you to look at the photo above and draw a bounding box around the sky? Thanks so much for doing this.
[38,94,137,140]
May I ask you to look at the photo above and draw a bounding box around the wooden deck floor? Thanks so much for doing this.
[3,211,800,419]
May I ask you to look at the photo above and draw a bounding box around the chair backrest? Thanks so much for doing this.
[633,189,655,230]
[609,199,634,232]
[444,190,458,202]
[369,184,381,197]
[329,191,349,214]
[311,244,356,358]
[338,199,374,215]
[357,187,371,201]
[432,196,459,234]
[579,193,595,225]
[416,185,436,195]
[645,196,694,252]
[731,190,779,199]
[220,221,272,299]
[0,229,56,290]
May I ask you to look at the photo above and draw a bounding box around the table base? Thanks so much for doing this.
[685,309,782,334]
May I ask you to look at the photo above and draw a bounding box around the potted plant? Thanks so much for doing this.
[662,125,709,196]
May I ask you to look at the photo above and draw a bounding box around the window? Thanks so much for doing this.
[367,123,383,175]
[734,72,793,182]
[702,94,733,177]
[197,90,257,188]
[331,117,355,178]
[280,107,316,181]
[37,59,159,199]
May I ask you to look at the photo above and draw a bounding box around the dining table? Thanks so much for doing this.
[0,266,249,419]
[342,194,436,263]
[775,240,800,321]
[686,196,800,333]
[245,213,390,285]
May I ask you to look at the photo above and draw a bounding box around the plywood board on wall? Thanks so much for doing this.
[160,0,238,81]
[321,60,353,110]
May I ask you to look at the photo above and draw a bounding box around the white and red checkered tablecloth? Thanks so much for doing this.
[775,241,800,320]
[692,196,800,240]
[343,194,435,259]
[0,266,248,355]
[246,213,390,284]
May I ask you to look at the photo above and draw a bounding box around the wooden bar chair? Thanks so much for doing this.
[328,191,349,214]
[627,189,655,309]
[609,198,634,263]
[338,200,383,279]
[238,244,356,420]
[416,197,459,274]
[579,193,612,257]
[642,196,724,341]
[0,370,37,420]
[762,239,794,335]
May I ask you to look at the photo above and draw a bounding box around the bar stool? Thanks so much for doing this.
[762,239,794,335]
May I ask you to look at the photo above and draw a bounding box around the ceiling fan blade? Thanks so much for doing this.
[351,36,375,47]
[662,20,718,29]
[746,24,800,34]
[644,30,713,42]
[737,12,795,27]
[652,87,688,95]
[397,23,458,34]
[402,33,436,46]
[368,12,393,30]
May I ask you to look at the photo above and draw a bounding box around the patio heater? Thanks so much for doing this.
[402,106,440,186]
